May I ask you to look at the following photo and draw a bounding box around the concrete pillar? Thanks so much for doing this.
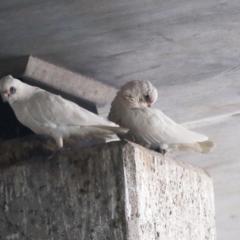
[0,140,215,240]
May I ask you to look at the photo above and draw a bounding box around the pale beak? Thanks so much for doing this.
[1,90,10,102]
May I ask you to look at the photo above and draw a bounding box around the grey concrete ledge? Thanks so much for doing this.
[0,140,215,240]
[23,56,117,106]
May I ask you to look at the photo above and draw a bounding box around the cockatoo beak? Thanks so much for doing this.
[1,90,10,102]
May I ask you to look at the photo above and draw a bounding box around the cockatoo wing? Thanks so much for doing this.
[26,90,119,128]
[121,107,208,145]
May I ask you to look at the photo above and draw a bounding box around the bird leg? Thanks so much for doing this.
[47,147,66,160]
[47,137,68,160]
[154,146,167,155]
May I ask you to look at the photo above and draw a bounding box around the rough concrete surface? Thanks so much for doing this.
[0,140,215,240]
[123,143,215,240]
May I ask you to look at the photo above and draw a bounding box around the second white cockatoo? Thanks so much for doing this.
[0,75,128,148]
[108,80,215,154]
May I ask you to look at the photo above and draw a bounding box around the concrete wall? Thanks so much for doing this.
[0,139,215,240]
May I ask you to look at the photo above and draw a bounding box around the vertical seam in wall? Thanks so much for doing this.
[122,143,141,240]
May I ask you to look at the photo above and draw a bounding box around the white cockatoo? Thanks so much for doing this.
[108,80,215,154]
[0,75,128,148]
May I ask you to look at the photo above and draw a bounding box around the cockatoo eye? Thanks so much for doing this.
[10,86,16,95]
[144,94,150,100]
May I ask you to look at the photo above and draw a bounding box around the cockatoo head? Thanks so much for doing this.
[0,75,26,104]
[119,80,158,107]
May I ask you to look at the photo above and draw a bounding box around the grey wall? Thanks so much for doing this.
[0,139,215,240]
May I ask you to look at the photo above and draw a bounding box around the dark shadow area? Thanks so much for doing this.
[0,56,34,140]
[0,99,33,141]
[0,56,29,78]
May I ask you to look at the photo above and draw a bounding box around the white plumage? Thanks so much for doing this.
[108,80,215,154]
[0,75,128,148]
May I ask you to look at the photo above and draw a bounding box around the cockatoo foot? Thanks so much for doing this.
[47,147,69,160]
[155,146,167,155]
